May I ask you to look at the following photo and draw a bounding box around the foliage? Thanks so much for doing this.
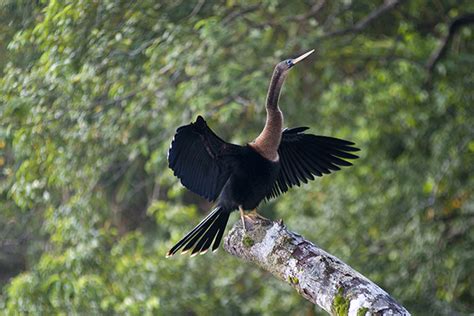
[1,0,473,315]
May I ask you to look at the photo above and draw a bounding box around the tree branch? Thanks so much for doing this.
[221,4,261,25]
[324,0,402,37]
[289,0,326,22]
[224,214,410,315]
[426,13,474,73]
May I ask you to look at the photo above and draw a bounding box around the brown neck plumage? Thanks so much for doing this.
[251,67,287,161]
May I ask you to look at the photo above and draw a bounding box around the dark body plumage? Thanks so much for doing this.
[219,145,280,211]
[167,50,359,257]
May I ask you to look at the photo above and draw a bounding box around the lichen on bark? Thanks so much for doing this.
[242,234,254,247]
[332,287,350,315]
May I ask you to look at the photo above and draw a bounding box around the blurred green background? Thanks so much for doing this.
[0,0,473,315]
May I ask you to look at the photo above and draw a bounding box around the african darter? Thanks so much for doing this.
[166,50,359,257]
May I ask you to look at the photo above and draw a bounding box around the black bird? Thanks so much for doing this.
[166,50,359,257]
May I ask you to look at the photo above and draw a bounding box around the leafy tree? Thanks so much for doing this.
[1,1,473,314]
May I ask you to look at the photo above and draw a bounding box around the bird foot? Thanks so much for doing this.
[240,208,268,232]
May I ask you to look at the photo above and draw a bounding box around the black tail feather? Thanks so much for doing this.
[166,208,219,256]
[166,207,230,257]
[211,212,228,252]
[191,216,221,256]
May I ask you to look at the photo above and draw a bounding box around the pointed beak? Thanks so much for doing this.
[292,49,315,65]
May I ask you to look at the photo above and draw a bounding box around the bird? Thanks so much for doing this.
[166,50,359,257]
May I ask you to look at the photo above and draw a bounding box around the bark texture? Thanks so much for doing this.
[223,214,410,316]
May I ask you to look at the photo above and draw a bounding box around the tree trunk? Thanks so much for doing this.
[223,214,410,316]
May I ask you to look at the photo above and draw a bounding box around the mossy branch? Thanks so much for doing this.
[223,214,410,316]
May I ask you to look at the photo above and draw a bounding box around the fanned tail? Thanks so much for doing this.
[166,206,230,257]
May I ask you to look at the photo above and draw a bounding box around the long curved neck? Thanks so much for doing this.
[252,67,288,161]
[266,67,287,111]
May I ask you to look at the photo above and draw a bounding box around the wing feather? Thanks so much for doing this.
[267,127,360,200]
[168,116,241,202]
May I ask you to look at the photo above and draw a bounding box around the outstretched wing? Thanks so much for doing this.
[168,116,240,202]
[267,127,360,199]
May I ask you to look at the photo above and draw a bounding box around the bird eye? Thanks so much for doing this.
[286,60,292,65]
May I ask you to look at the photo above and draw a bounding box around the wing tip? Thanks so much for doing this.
[346,145,360,152]
[283,126,310,134]
[195,115,206,127]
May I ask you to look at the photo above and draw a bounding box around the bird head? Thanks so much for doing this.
[278,49,315,71]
